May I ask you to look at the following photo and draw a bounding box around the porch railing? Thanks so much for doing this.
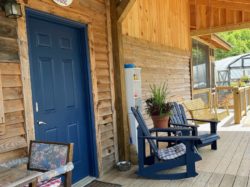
[193,86,250,124]
[193,88,212,108]
[214,86,234,109]
[214,86,250,124]
[233,86,250,123]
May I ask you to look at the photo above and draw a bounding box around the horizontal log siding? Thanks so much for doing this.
[0,0,117,174]
[123,35,192,127]
[0,11,27,163]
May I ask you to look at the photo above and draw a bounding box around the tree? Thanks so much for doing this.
[215,29,250,60]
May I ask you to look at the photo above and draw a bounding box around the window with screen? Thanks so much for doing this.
[192,40,210,89]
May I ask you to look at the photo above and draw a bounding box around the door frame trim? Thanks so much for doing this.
[25,8,99,178]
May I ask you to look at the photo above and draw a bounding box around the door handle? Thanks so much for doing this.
[37,120,47,125]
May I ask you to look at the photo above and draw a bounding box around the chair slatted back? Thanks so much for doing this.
[169,102,188,125]
[183,98,208,111]
[131,107,158,155]
[183,99,217,121]
[170,103,191,136]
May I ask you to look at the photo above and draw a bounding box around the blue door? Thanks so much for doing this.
[26,10,95,183]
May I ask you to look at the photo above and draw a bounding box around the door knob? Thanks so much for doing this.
[37,120,47,125]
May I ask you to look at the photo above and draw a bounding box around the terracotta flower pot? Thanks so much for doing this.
[151,115,169,128]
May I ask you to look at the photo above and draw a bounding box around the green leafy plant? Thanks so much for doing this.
[215,29,250,60]
[145,83,172,117]
[241,75,250,83]
[230,80,246,87]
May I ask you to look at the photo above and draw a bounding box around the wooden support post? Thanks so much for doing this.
[29,180,37,187]
[233,87,241,124]
[105,0,119,163]
[17,5,35,146]
[214,91,218,108]
[0,70,5,127]
[248,89,250,110]
[65,143,73,187]
[110,0,136,160]
[243,88,247,116]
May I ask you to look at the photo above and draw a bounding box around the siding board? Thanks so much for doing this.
[0,10,27,161]
[123,35,191,127]
[0,0,117,175]
[122,0,191,51]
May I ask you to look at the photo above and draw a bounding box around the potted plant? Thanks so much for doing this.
[145,83,172,128]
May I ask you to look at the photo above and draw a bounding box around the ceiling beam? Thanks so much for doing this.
[193,36,217,49]
[116,0,136,23]
[190,0,250,12]
[224,0,250,4]
[198,34,232,51]
[191,21,250,36]
[190,0,250,5]
[210,34,231,50]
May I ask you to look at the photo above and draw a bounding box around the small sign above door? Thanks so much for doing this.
[53,0,73,6]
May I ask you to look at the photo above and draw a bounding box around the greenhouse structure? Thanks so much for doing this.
[215,53,250,86]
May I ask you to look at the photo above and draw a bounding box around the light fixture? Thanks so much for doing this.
[3,0,22,19]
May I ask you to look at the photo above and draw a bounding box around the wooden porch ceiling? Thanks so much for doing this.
[190,0,250,36]
[197,34,232,51]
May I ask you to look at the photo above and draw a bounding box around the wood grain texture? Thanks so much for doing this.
[0,63,26,160]
[190,0,250,35]
[117,0,136,22]
[122,0,191,51]
[0,136,27,154]
[16,7,35,150]
[110,0,131,162]
[123,35,192,127]
[0,16,19,63]
[15,0,116,175]
[0,64,21,75]
[0,148,27,164]
[100,131,250,187]
[0,10,27,164]
[0,71,5,124]
[105,0,119,164]
[0,11,27,162]
[0,16,17,39]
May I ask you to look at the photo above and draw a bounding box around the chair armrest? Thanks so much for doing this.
[187,118,219,123]
[188,118,218,134]
[170,123,198,136]
[149,127,193,133]
[0,157,28,168]
[139,135,200,142]
[170,122,198,129]
[38,162,74,182]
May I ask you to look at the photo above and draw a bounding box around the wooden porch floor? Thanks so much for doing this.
[100,130,250,187]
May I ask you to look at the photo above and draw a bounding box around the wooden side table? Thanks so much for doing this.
[0,166,42,187]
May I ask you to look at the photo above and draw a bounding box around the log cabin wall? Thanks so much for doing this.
[0,0,117,175]
[121,0,192,126]
[0,11,27,163]
[123,36,191,127]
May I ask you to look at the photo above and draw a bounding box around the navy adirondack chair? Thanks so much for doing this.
[169,102,220,150]
[131,107,202,180]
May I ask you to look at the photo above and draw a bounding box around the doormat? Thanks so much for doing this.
[84,180,122,187]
